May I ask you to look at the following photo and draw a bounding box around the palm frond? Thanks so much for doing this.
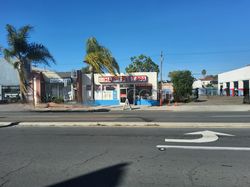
[85,52,104,74]
[112,58,120,74]
[26,43,55,66]
[6,24,31,55]
[18,25,33,40]
[86,37,101,54]
[6,24,17,46]
[84,37,120,76]
[3,49,16,63]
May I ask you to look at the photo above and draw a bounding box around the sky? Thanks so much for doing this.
[1,0,250,79]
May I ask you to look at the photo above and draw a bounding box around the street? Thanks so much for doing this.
[1,110,250,122]
[1,126,250,187]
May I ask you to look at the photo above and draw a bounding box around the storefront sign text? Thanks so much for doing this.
[99,76,148,83]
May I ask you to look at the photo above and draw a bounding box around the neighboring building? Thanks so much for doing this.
[218,65,250,96]
[161,81,174,102]
[32,68,81,103]
[82,72,158,106]
[193,76,218,89]
[193,76,218,96]
[0,59,20,101]
[161,81,173,94]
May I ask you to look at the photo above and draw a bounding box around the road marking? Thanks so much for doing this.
[212,115,250,118]
[164,130,234,143]
[156,145,250,151]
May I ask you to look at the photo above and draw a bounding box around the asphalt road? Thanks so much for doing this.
[1,126,250,187]
[1,110,250,122]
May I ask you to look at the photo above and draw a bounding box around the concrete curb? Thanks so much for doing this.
[1,122,250,128]
[0,122,12,127]
[32,105,250,112]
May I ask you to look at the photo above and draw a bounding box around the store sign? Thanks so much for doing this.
[99,75,148,83]
[50,78,71,84]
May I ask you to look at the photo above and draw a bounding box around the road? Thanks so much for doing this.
[1,110,250,122]
[1,126,250,187]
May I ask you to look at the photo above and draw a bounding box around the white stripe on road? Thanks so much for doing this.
[212,115,250,118]
[156,145,250,151]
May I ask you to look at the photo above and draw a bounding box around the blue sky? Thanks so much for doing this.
[1,0,250,79]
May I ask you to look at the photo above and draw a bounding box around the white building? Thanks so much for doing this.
[218,65,250,96]
[82,72,159,106]
[0,59,19,101]
[193,77,217,89]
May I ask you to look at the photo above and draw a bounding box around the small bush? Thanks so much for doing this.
[53,96,64,104]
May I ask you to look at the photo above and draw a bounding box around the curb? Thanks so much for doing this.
[2,122,250,128]
[0,122,13,127]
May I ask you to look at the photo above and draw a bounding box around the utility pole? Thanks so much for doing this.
[160,51,164,106]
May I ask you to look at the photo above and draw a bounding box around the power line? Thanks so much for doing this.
[166,49,250,56]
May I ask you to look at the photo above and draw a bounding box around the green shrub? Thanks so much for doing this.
[53,96,64,103]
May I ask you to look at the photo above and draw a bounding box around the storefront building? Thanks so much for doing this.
[32,68,83,104]
[82,72,159,106]
[0,59,20,102]
[218,65,250,96]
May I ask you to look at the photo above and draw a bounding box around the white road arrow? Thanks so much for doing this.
[164,130,234,143]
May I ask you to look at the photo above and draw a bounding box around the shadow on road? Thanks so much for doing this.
[194,99,208,103]
[0,121,20,128]
[47,163,130,187]
[33,108,111,113]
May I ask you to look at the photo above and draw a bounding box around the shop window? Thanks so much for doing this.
[103,85,117,91]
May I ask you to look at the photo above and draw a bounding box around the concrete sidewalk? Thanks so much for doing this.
[140,104,250,112]
[1,103,250,112]
[31,104,250,112]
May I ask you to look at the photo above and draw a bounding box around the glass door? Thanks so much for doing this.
[120,88,127,104]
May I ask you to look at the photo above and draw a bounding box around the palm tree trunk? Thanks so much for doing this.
[91,68,95,101]
[18,65,28,103]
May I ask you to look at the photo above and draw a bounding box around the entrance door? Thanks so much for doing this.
[120,88,127,104]
[226,82,230,96]
[243,80,249,96]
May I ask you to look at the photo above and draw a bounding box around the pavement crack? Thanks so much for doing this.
[0,158,33,183]
[63,150,109,173]
[0,180,9,187]
[77,150,109,166]
[186,161,203,186]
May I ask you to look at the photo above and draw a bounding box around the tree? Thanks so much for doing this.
[2,24,55,102]
[169,70,195,102]
[201,69,207,77]
[125,54,159,73]
[84,37,120,100]
[82,65,91,74]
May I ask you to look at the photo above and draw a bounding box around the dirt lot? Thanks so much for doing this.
[187,95,244,105]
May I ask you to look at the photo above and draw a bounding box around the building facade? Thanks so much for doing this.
[193,76,218,96]
[82,72,159,106]
[0,59,20,101]
[32,68,82,104]
[218,66,250,96]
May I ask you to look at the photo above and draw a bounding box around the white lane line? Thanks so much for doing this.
[156,145,250,151]
[212,115,250,118]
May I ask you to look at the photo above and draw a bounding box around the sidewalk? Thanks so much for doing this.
[1,102,250,112]
[30,103,250,112]
[141,104,250,112]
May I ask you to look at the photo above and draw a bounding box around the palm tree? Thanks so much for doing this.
[2,24,55,102]
[84,37,120,101]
